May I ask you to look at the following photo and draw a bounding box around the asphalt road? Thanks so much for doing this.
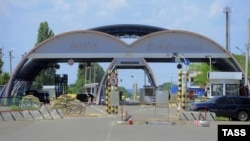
[0,105,249,141]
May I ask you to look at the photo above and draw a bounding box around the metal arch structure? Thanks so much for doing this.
[89,24,166,38]
[2,24,244,100]
[96,58,157,104]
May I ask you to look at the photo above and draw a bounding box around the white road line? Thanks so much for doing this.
[106,120,115,141]
[90,105,106,114]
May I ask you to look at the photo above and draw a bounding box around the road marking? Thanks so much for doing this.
[90,105,106,114]
[106,120,115,141]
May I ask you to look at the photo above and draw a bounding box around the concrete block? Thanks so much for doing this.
[11,111,25,121]
[179,112,189,120]
[39,105,53,120]
[179,111,216,121]
[20,111,33,120]
[49,109,62,119]
[29,110,44,120]
[56,109,64,118]
[0,112,4,122]
[1,111,14,121]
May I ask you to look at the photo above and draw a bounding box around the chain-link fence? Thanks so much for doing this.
[0,97,22,107]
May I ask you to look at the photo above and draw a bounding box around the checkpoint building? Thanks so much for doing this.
[1,24,248,104]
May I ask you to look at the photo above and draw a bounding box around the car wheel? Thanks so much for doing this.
[237,111,248,121]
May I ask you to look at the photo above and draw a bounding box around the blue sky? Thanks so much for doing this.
[0,0,250,89]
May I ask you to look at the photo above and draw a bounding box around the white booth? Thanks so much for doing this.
[205,72,242,98]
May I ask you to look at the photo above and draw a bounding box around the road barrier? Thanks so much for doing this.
[179,111,217,121]
[0,105,63,122]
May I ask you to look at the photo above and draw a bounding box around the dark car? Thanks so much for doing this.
[189,95,250,121]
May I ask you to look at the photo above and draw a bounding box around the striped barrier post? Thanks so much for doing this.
[177,70,182,111]
[112,69,118,115]
[106,70,112,114]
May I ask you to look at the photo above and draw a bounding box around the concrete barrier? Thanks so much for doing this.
[11,111,25,121]
[29,110,44,120]
[0,113,4,122]
[179,111,217,121]
[49,109,63,119]
[20,110,34,120]
[1,111,14,121]
[39,105,53,120]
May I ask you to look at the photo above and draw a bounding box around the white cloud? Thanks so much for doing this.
[97,0,127,17]
[0,0,9,16]
[208,0,226,17]
[50,0,71,12]
[10,0,41,9]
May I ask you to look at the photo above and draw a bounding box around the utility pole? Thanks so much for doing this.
[9,50,14,75]
[0,47,4,74]
[223,6,232,52]
[245,18,250,87]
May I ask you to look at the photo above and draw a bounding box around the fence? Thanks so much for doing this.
[0,97,22,107]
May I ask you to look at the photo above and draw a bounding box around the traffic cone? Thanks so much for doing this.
[128,118,133,125]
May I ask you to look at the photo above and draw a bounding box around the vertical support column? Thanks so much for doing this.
[177,70,182,111]
[106,70,111,114]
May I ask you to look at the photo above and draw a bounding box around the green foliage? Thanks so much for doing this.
[68,63,105,94]
[0,72,10,85]
[33,22,55,90]
[67,84,77,94]
[10,105,21,110]
[188,63,210,87]
[0,59,3,71]
[119,86,130,98]
[232,53,250,77]
[233,54,245,69]
[160,82,172,91]
[0,59,10,85]
[32,68,56,90]
[36,21,55,45]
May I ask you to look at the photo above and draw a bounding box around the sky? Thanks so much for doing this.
[0,0,250,89]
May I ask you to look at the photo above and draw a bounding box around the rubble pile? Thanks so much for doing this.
[19,95,42,110]
[50,94,86,116]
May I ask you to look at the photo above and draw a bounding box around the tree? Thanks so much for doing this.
[70,63,105,93]
[118,86,130,98]
[0,59,10,85]
[160,82,172,91]
[232,54,250,75]
[36,22,55,45]
[184,54,249,88]
[188,63,210,87]
[0,72,10,85]
[33,22,55,90]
